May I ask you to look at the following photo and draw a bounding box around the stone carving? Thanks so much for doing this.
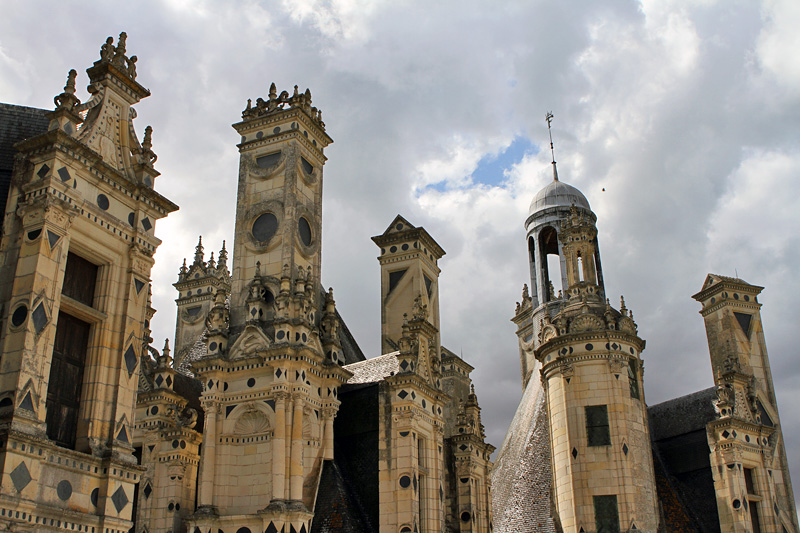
[234,407,270,435]
[242,83,326,130]
[96,32,139,82]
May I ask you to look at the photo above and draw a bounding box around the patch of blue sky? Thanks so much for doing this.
[470,136,538,187]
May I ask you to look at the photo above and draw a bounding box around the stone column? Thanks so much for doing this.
[272,392,287,501]
[290,392,305,501]
[198,402,218,507]
[322,408,335,460]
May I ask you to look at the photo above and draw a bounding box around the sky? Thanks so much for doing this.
[3,0,800,516]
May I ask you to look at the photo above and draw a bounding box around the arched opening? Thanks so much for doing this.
[538,226,562,302]
[527,236,539,306]
[577,253,585,282]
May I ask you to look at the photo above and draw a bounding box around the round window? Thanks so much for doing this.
[252,213,278,242]
[298,217,312,246]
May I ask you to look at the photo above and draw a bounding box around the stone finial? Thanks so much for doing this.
[141,125,157,166]
[112,31,128,67]
[157,338,172,369]
[54,69,81,111]
[208,251,216,269]
[179,258,188,277]
[193,236,204,266]
[620,295,627,315]
[269,82,277,100]
[217,241,228,269]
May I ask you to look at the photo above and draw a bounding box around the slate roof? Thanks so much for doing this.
[648,387,720,533]
[0,103,49,226]
[343,352,399,384]
[311,460,374,533]
[491,368,556,533]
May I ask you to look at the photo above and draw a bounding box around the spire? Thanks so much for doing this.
[546,111,559,182]
[218,240,228,269]
[193,236,204,267]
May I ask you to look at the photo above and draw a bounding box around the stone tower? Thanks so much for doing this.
[693,275,799,532]
[372,215,445,354]
[532,199,658,532]
[186,84,351,533]
[0,33,177,532]
[172,237,230,368]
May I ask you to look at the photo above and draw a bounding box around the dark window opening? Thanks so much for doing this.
[628,359,640,400]
[586,405,611,446]
[423,275,433,298]
[744,468,757,495]
[46,312,90,449]
[538,226,561,302]
[130,446,142,533]
[252,212,278,242]
[256,151,281,168]
[388,269,407,294]
[594,495,620,533]
[298,216,313,246]
[750,502,762,533]
[62,252,98,307]
[734,312,753,339]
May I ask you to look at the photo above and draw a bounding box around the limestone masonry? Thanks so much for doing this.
[0,34,493,533]
[491,159,799,532]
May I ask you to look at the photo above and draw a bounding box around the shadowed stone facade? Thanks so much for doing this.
[0,34,494,532]
[492,163,799,533]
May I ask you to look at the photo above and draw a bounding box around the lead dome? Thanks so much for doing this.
[529,178,591,215]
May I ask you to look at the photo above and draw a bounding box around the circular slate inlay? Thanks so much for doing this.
[247,378,256,388]
[56,479,72,501]
[461,511,471,522]
[399,475,411,488]
[151,405,158,415]
[733,499,741,509]
[252,213,279,242]
[91,488,99,507]
[585,343,593,351]
[298,216,312,246]
[11,305,28,327]
[97,194,110,210]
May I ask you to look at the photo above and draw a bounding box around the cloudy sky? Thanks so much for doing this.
[3,0,799,514]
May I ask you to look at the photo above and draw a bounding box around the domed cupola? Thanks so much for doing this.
[529,177,591,215]
[522,115,605,319]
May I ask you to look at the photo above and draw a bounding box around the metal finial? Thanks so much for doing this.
[546,112,559,181]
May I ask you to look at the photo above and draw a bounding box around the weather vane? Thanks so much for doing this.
[546,112,559,181]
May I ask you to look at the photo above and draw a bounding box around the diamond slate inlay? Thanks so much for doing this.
[124,345,138,376]
[143,483,152,499]
[32,303,48,333]
[398,390,409,399]
[47,230,60,248]
[622,443,629,456]
[57,167,71,182]
[19,391,35,412]
[141,217,152,231]
[572,447,578,459]
[134,279,145,294]
[10,462,31,492]
[111,486,129,512]
[37,164,50,178]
